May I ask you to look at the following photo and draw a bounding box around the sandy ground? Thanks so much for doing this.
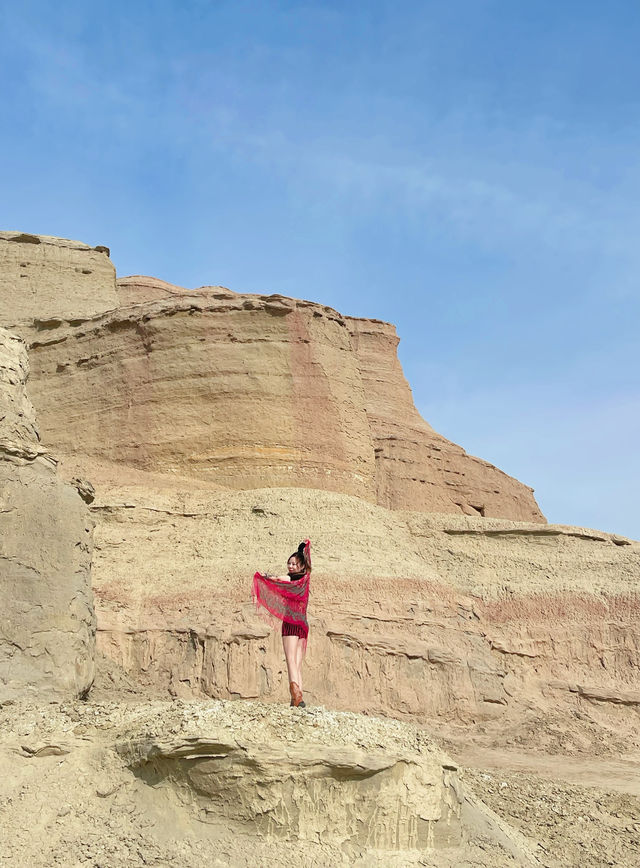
[0,692,519,867]
[465,768,640,868]
[2,660,640,868]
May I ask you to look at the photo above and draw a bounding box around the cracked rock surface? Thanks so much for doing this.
[0,326,95,701]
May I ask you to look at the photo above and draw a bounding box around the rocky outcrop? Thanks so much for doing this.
[0,242,543,520]
[1,230,637,866]
[90,486,640,729]
[0,231,117,329]
[0,697,542,867]
[115,274,235,305]
[23,290,380,502]
[347,317,543,520]
[0,327,95,700]
[0,328,40,454]
[118,701,464,851]
[3,229,636,737]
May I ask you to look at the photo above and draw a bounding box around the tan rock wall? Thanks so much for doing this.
[21,276,543,519]
[347,317,544,521]
[0,231,545,519]
[0,329,40,453]
[25,294,378,500]
[0,327,95,701]
[0,231,117,330]
[97,588,640,725]
[90,486,640,724]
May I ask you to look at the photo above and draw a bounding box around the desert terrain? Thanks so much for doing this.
[1,230,639,866]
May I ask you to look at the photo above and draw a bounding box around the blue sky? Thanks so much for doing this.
[2,0,639,538]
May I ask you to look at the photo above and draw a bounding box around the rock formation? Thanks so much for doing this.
[0,231,117,328]
[0,326,95,701]
[1,229,639,866]
[0,697,542,867]
[1,231,638,729]
[117,701,464,851]
[92,486,640,727]
[0,235,544,521]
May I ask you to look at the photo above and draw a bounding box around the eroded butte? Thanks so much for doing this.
[1,231,639,867]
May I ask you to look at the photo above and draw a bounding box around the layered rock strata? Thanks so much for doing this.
[0,234,544,520]
[92,486,640,730]
[0,231,117,328]
[24,291,379,502]
[115,274,235,305]
[0,327,95,700]
[347,317,540,518]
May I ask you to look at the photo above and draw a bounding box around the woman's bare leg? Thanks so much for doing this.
[282,635,300,686]
[295,639,304,691]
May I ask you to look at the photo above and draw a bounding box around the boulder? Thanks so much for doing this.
[0,326,95,700]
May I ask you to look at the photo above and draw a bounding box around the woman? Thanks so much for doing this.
[252,540,311,708]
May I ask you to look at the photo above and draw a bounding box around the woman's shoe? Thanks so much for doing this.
[289,681,303,707]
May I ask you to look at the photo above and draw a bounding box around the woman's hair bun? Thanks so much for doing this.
[297,542,306,555]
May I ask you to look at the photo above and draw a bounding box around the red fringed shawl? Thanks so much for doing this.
[252,540,311,652]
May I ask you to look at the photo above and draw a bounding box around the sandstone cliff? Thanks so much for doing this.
[1,230,639,867]
[347,316,541,518]
[91,485,640,730]
[0,326,95,700]
[0,231,117,327]
[0,232,544,522]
